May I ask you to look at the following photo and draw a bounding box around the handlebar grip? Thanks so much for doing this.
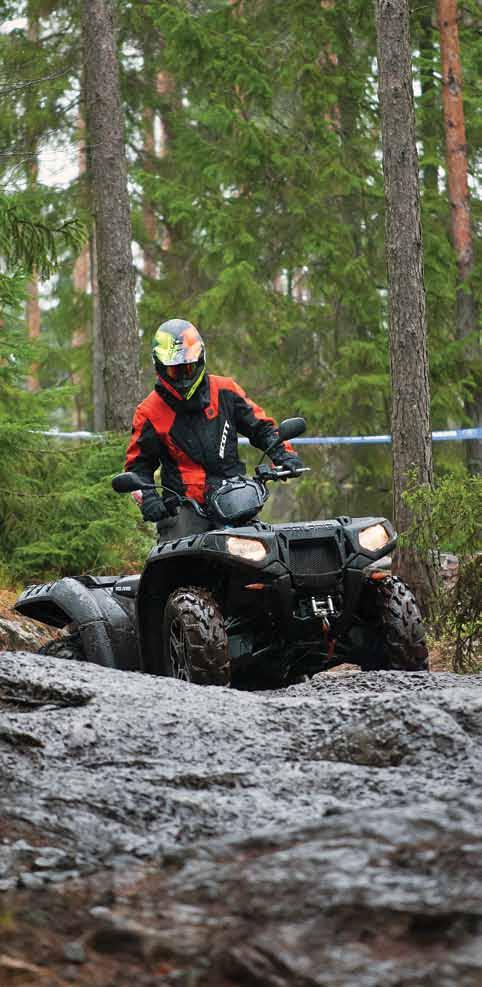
[273,466,311,478]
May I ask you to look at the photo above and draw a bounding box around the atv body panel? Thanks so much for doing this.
[16,575,140,671]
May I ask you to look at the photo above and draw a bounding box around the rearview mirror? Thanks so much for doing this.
[258,416,307,464]
[112,472,152,494]
[278,417,306,442]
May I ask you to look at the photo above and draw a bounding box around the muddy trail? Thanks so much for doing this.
[0,650,481,985]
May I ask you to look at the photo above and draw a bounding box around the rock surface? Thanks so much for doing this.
[0,650,481,985]
[0,590,61,653]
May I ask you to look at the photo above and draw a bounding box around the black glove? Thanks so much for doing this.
[141,491,169,523]
[274,453,305,477]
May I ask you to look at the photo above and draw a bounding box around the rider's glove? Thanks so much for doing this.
[274,452,305,478]
[141,492,169,523]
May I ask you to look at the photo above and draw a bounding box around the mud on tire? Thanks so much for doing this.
[38,631,85,662]
[358,576,429,671]
[162,586,230,686]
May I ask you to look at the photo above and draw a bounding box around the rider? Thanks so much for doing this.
[125,318,305,528]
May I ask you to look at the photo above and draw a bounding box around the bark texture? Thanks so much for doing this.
[25,7,40,394]
[81,0,140,431]
[375,0,434,608]
[418,12,439,193]
[72,113,89,429]
[437,0,481,473]
[25,272,40,393]
[142,103,158,281]
[90,228,106,432]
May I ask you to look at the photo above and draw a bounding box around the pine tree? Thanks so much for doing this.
[81,0,140,430]
[375,0,434,607]
[1,0,480,536]
[437,0,481,474]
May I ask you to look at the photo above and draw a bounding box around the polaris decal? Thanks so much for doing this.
[219,420,230,459]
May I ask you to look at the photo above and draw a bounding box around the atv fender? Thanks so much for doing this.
[15,577,135,669]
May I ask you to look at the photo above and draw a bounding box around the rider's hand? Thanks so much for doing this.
[141,493,169,523]
[275,453,305,479]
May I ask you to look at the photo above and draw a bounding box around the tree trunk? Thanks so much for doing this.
[437,0,481,474]
[418,12,439,194]
[72,111,89,429]
[141,67,170,280]
[25,8,40,394]
[25,271,40,393]
[90,228,106,433]
[142,103,158,281]
[375,0,434,610]
[81,0,140,431]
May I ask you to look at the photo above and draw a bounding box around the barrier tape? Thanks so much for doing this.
[37,427,482,445]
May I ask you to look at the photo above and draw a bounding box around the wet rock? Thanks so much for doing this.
[0,650,481,983]
[33,846,69,869]
[0,721,43,747]
[18,871,45,890]
[62,965,82,982]
[0,616,47,653]
[89,914,148,957]
[42,868,80,883]
[63,941,87,964]
[0,877,16,891]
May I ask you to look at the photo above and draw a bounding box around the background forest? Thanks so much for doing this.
[0,0,480,589]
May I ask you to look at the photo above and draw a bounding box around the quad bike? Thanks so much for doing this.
[15,417,428,687]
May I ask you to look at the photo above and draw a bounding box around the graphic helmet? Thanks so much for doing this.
[152,319,206,400]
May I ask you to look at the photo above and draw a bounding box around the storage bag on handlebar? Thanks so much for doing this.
[209,477,267,525]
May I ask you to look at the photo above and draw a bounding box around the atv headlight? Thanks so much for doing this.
[358,524,390,552]
[226,536,267,561]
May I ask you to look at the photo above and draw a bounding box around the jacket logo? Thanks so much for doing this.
[219,420,230,459]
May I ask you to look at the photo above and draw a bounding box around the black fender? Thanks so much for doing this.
[15,577,139,671]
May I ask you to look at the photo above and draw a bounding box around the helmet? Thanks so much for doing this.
[152,319,206,400]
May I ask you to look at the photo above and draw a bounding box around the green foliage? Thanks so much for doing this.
[0,200,84,283]
[403,473,482,671]
[0,428,151,583]
[0,0,481,590]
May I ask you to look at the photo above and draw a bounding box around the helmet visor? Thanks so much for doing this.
[165,362,198,381]
[153,325,204,368]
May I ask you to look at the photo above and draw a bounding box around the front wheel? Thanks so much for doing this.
[356,576,429,671]
[162,586,230,686]
[38,630,85,662]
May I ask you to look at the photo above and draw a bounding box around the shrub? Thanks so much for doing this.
[403,472,482,672]
[0,428,152,584]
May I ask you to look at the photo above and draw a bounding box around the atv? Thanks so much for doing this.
[15,417,428,687]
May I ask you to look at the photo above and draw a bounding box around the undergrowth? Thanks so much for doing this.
[403,472,482,672]
[0,427,152,583]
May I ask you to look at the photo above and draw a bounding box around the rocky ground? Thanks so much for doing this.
[0,639,481,986]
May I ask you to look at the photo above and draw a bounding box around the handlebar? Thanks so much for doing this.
[255,465,311,483]
[180,466,311,516]
[113,465,311,521]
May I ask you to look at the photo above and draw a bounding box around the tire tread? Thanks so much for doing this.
[163,586,230,685]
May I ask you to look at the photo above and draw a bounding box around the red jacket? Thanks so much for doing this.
[125,374,296,505]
